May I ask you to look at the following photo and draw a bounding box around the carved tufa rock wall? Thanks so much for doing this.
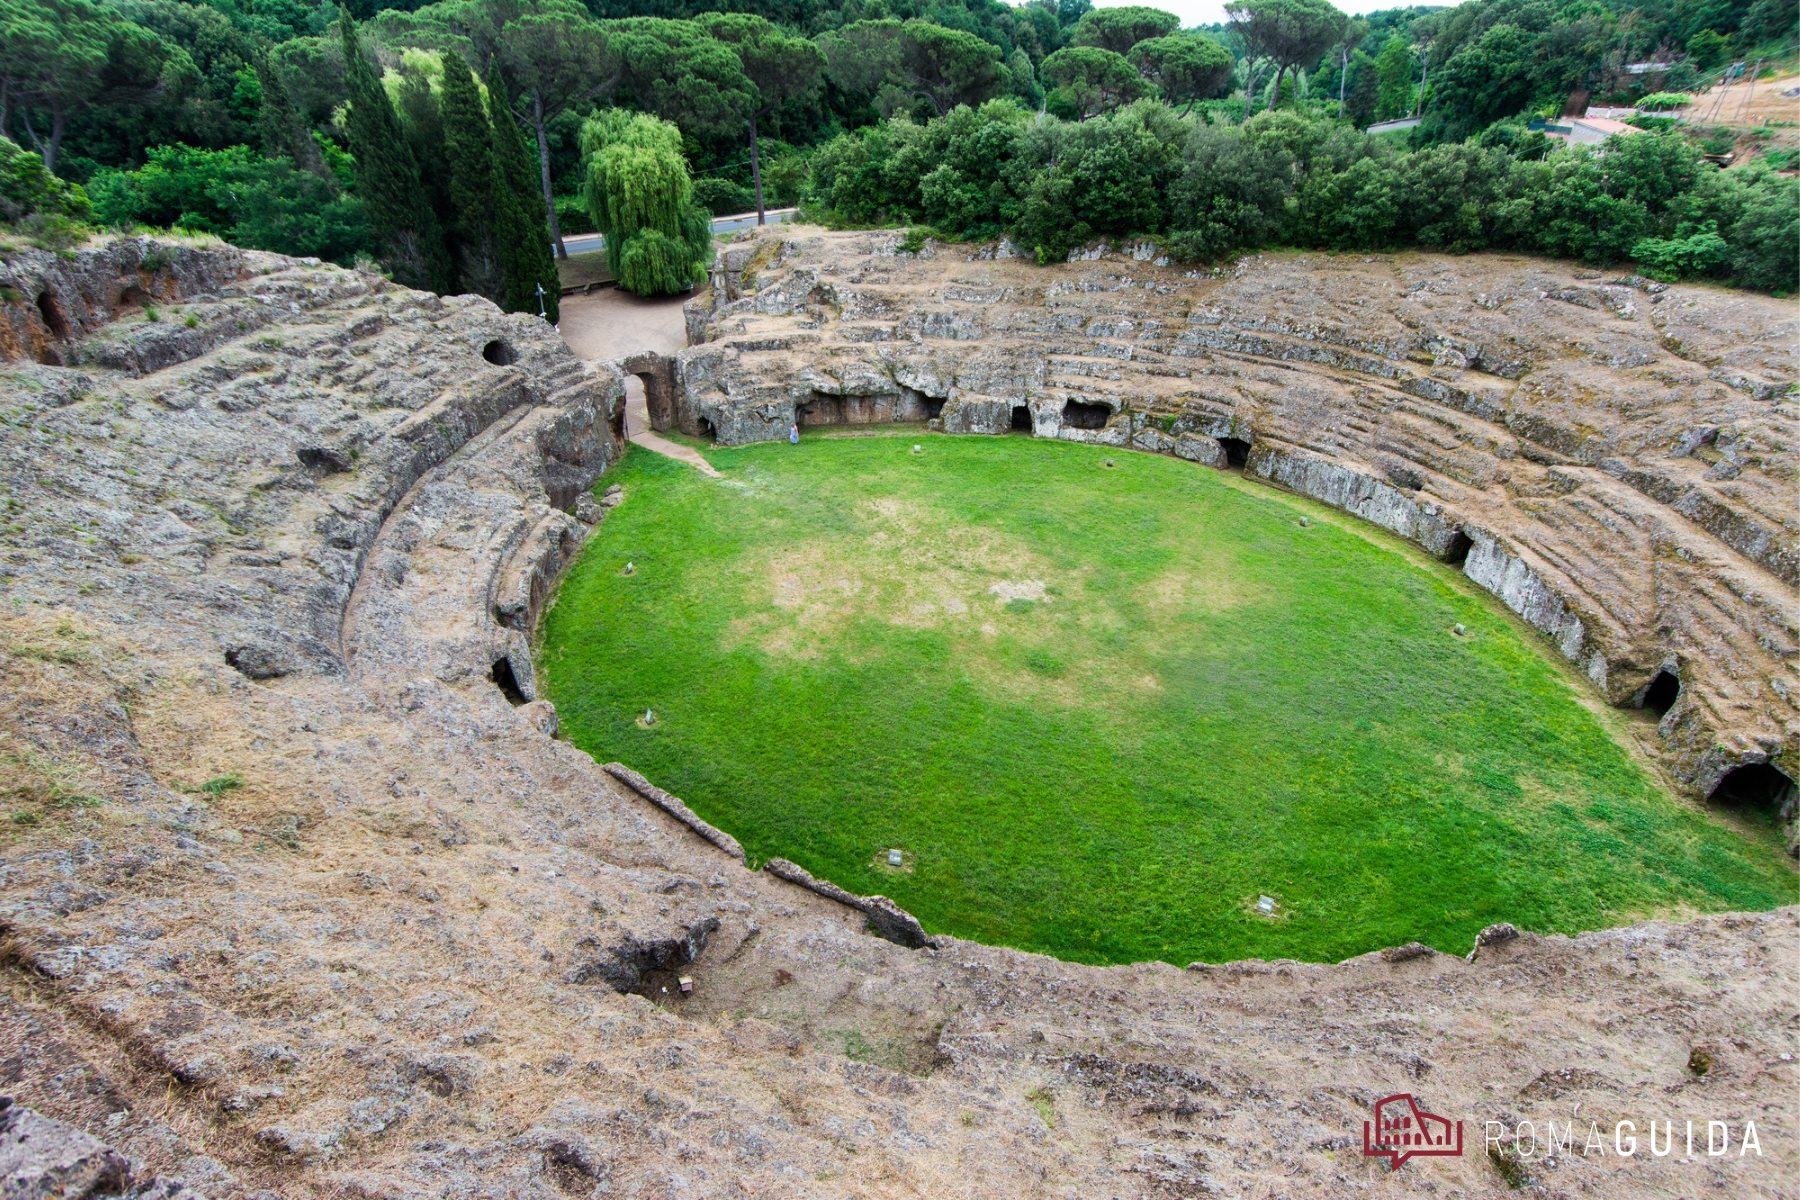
[0,238,1793,1200]
[674,228,1799,827]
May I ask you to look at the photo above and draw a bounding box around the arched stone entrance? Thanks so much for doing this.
[617,351,679,432]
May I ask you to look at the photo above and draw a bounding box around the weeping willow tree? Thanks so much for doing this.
[580,111,712,296]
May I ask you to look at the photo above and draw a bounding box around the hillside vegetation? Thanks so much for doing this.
[4,0,1792,293]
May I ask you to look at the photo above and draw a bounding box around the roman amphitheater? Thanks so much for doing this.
[0,228,1793,1199]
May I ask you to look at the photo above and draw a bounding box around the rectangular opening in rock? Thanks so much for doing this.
[1217,436,1251,467]
[1708,764,1795,828]
[1444,531,1473,567]
[1062,400,1110,430]
[491,657,527,706]
[798,394,846,426]
[1642,668,1680,716]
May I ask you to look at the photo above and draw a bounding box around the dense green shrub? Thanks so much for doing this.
[1631,230,1731,280]
[555,194,597,233]
[1719,169,1800,294]
[1012,102,1182,261]
[89,144,374,264]
[693,177,755,215]
[1,136,93,225]
[804,104,1799,294]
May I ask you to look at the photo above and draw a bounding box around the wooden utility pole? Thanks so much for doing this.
[1733,59,1763,122]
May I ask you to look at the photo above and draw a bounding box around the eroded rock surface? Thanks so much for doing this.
[675,229,1799,817]
[0,238,1793,1199]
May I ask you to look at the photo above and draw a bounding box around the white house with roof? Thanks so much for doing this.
[1568,115,1644,146]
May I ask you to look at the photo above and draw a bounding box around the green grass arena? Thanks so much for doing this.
[539,432,1794,967]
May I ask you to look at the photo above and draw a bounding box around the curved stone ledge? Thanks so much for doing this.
[761,858,935,950]
[0,238,1793,1199]
[602,762,747,864]
[674,229,1798,808]
[1245,441,1466,560]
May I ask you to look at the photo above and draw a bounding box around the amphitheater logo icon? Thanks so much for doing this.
[1363,1094,1465,1168]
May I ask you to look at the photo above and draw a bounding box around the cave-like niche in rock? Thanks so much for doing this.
[797,395,846,427]
[482,339,517,366]
[1708,762,1795,816]
[1642,669,1680,717]
[1444,530,1473,567]
[491,657,527,706]
[1062,400,1110,430]
[697,416,717,441]
[1011,405,1033,432]
[1217,436,1252,467]
[36,291,70,341]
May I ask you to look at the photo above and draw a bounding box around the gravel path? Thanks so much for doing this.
[558,287,719,476]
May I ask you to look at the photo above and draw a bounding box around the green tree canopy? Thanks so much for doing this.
[3,0,164,173]
[694,12,822,224]
[1372,35,1414,121]
[0,133,91,221]
[254,48,324,173]
[1068,5,1179,54]
[374,0,616,258]
[610,17,754,135]
[1431,23,1540,130]
[579,108,711,296]
[1128,33,1234,114]
[1344,49,1378,127]
[495,5,614,256]
[1685,28,1728,69]
[1226,0,1348,118]
[898,20,1009,116]
[818,19,1008,118]
[1041,46,1148,120]
[815,18,899,95]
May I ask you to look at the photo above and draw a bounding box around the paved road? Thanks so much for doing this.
[560,207,798,257]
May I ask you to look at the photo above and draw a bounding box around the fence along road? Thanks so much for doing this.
[560,207,799,258]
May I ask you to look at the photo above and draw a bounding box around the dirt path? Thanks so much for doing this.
[558,287,719,476]
[1686,70,1800,129]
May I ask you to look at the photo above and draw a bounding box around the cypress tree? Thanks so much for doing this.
[485,65,559,324]
[253,50,324,176]
[390,57,458,289]
[339,9,450,293]
[439,52,503,303]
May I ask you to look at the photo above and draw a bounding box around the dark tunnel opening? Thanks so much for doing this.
[491,657,527,706]
[1642,669,1681,717]
[1707,763,1796,824]
[1062,400,1110,430]
[1444,531,1473,568]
